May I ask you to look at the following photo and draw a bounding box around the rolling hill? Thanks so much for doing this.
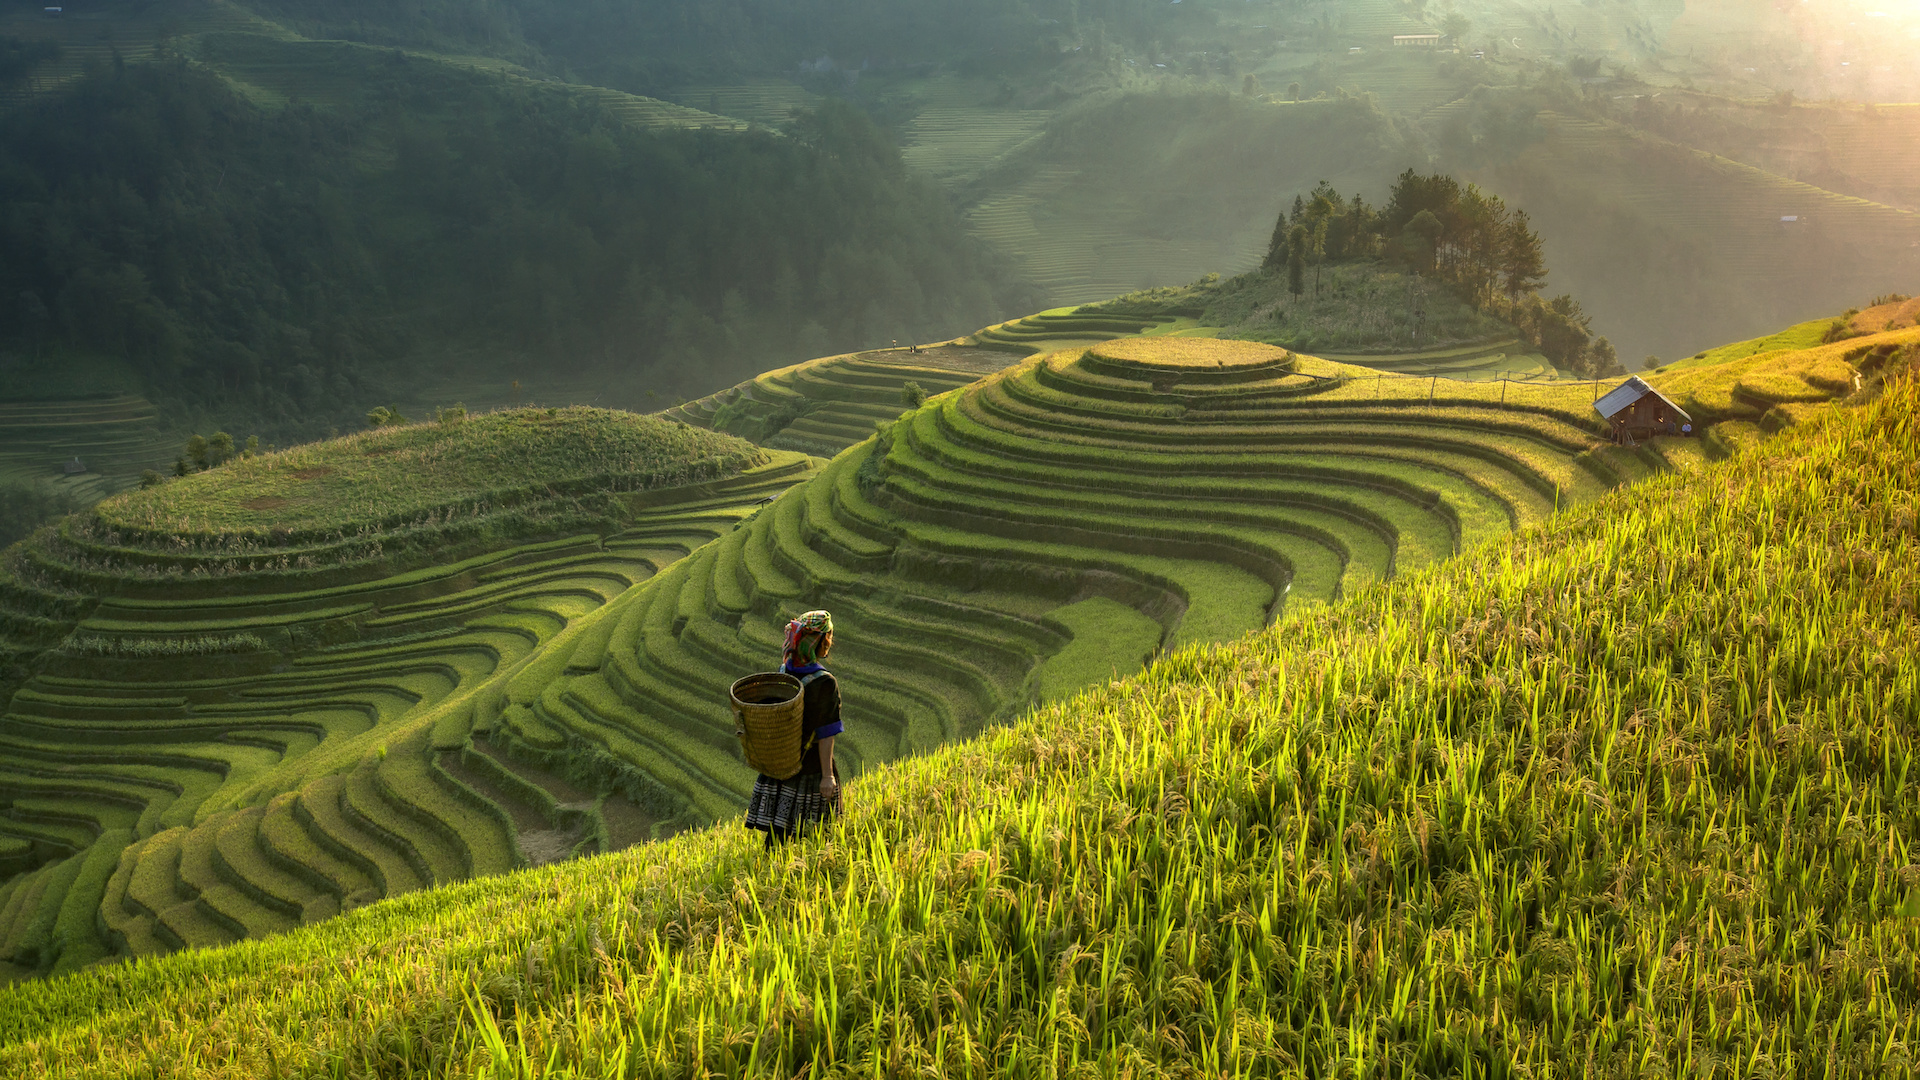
[0,309,1886,982]
[0,7,1028,448]
[0,324,1911,1078]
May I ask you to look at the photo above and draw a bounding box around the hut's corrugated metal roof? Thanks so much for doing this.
[1592,376,1691,422]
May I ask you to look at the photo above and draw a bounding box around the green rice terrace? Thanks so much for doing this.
[504,324,1878,886]
[1075,268,1564,381]
[662,308,1193,458]
[0,395,173,504]
[0,407,818,978]
[0,312,1899,993]
[0,325,1914,1078]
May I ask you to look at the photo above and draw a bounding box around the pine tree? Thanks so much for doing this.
[1587,336,1622,378]
[1287,225,1308,298]
[1263,207,1291,270]
[1501,210,1548,305]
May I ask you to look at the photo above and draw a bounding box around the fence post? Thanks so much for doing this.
[1428,375,1436,409]
[1501,379,1508,406]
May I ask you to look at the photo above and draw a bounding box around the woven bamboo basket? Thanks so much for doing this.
[729,672,805,780]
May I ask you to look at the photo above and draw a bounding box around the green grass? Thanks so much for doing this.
[665,346,1010,457]
[1206,263,1524,356]
[0,329,1911,1079]
[971,307,1192,355]
[100,407,761,540]
[1031,597,1165,700]
[1664,316,1835,370]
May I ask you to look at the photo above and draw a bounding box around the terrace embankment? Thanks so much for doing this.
[497,330,1872,848]
[0,408,820,977]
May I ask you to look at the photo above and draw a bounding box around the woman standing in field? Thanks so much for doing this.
[744,609,843,848]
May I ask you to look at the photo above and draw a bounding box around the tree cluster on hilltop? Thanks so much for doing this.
[1264,171,1623,378]
[0,62,1025,441]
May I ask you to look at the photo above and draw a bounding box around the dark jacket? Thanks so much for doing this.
[793,670,842,777]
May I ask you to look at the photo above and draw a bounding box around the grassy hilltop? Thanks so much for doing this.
[104,408,757,536]
[0,331,1913,1077]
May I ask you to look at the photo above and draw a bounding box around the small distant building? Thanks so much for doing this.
[1780,215,1800,223]
[63,456,86,474]
[43,5,62,14]
[1394,34,1442,47]
[1594,377,1692,445]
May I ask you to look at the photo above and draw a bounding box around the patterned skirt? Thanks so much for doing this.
[743,769,840,836]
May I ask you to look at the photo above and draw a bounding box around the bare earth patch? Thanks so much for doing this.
[241,496,289,511]
[1853,297,1920,333]
[515,828,580,866]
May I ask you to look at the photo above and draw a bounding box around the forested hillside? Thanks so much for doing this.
[0,56,1024,441]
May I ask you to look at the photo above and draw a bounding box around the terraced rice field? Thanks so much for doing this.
[1334,0,1438,41]
[0,396,173,502]
[568,84,746,133]
[667,81,819,126]
[3,327,1910,1080]
[0,324,1877,976]
[970,308,1197,355]
[512,332,1862,841]
[899,100,1051,185]
[0,417,819,976]
[664,346,1017,458]
[665,314,1192,458]
[1319,338,1561,380]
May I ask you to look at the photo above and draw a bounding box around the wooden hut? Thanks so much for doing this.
[1593,376,1691,445]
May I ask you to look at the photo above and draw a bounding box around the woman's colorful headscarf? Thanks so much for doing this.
[783,610,833,668]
